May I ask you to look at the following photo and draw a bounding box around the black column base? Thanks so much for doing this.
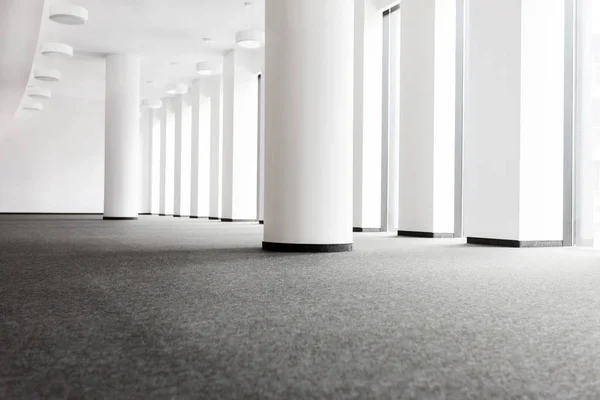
[208,217,220,221]
[259,220,264,225]
[467,237,564,248]
[354,227,382,233]
[221,218,257,222]
[190,216,208,219]
[263,242,352,253]
[103,217,138,221]
[398,230,454,238]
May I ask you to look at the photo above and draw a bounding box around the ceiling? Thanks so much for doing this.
[0,0,44,116]
[31,0,265,103]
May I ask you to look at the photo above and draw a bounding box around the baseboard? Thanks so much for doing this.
[263,242,353,253]
[398,230,454,239]
[354,227,382,233]
[103,217,138,221]
[221,218,258,223]
[0,213,102,216]
[467,237,564,248]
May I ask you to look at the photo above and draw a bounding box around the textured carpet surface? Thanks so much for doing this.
[1,215,600,399]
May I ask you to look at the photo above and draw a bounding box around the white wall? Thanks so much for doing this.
[0,57,105,213]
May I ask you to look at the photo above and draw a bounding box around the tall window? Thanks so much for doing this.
[574,0,600,247]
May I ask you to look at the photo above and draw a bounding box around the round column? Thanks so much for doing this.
[263,0,354,252]
[104,54,141,220]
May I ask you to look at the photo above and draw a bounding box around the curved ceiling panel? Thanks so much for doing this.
[0,0,45,116]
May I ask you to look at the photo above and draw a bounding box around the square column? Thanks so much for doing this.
[463,0,565,247]
[173,92,192,218]
[221,49,262,222]
[159,97,175,216]
[190,79,212,219]
[354,0,383,232]
[208,76,223,220]
[397,0,456,238]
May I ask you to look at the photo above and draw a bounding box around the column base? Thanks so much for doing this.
[221,218,257,222]
[103,217,138,221]
[467,237,564,248]
[208,217,220,221]
[259,220,264,225]
[398,230,454,238]
[190,216,208,219]
[354,227,382,233]
[263,242,353,253]
[138,213,152,216]
[159,214,173,217]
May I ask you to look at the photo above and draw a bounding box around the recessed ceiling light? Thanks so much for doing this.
[27,87,52,99]
[22,101,44,111]
[141,99,163,109]
[170,61,181,66]
[196,61,221,76]
[166,83,188,95]
[49,4,89,25]
[33,69,61,82]
[40,42,74,59]
[236,29,264,49]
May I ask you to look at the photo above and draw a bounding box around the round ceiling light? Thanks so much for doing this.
[166,83,188,95]
[141,99,163,109]
[235,29,264,49]
[49,4,89,25]
[40,42,74,59]
[22,101,44,111]
[27,87,52,99]
[196,61,221,76]
[33,69,61,82]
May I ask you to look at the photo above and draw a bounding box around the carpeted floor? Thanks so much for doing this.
[1,215,600,399]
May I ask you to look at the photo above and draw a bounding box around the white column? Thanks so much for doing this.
[353,0,383,232]
[221,49,262,222]
[160,97,175,216]
[257,74,266,223]
[397,0,456,238]
[150,109,161,214]
[104,54,141,220]
[190,79,212,218]
[173,91,192,218]
[463,0,565,246]
[140,108,152,215]
[263,0,354,252]
[209,76,223,220]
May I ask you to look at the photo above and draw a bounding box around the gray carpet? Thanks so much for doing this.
[1,215,600,399]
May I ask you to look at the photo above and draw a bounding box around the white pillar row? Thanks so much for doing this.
[263,0,354,252]
[353,0,383,232]
[159,97,175,216]
[190,79,212,219]
[221,49,263,222]
[463,0,565,247]
[208,76,223,220]
[173,91,192,218]
[103,54,141,220]
[397,0,456,238]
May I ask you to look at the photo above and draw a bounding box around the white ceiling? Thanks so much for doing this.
[0,0,44,116]
[32,0,265,102]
